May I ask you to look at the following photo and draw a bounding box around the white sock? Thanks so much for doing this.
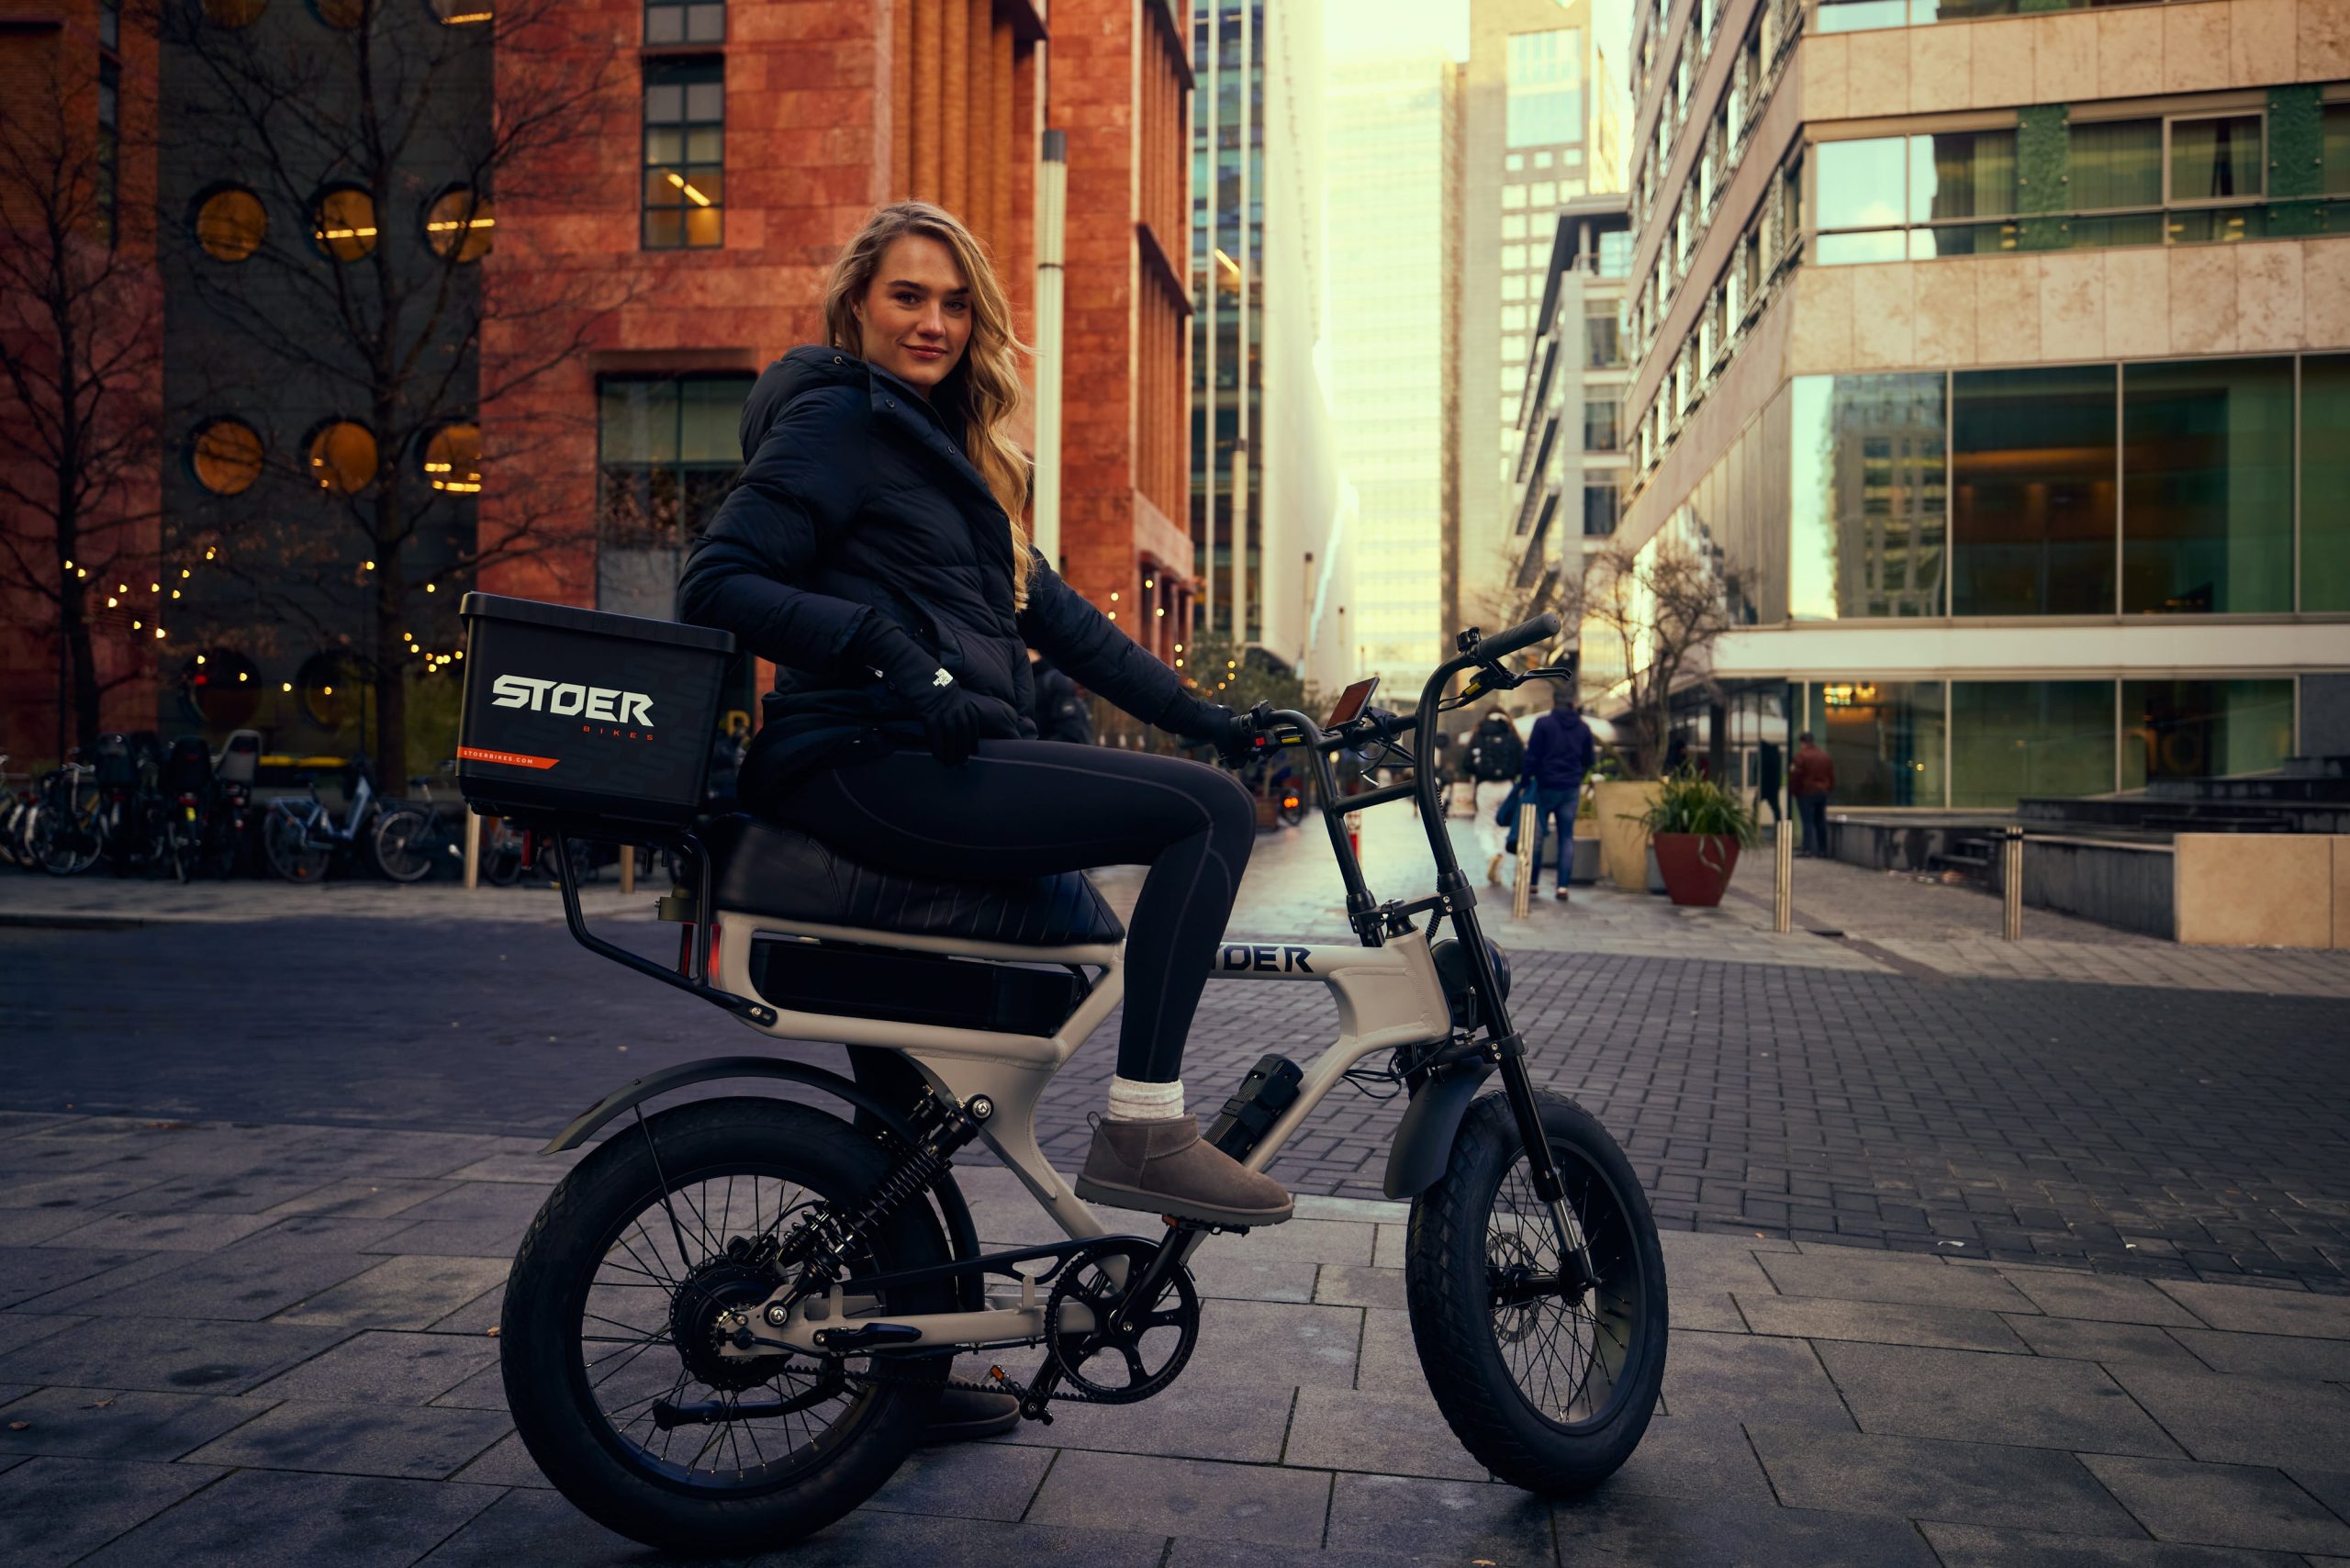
[1105,1075,1184,1122]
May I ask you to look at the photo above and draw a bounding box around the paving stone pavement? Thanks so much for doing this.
[3,1125,2349,1567]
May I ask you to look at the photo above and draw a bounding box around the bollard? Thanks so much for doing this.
[462,809,481,891]
[620,845,635,897]
[2002,825,2024,941]
[1513,801,1538,920]
[1774,816,1794,934]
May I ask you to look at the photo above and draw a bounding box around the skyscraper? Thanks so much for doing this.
[1326,50,1460,682]
[1458,0,1620,637]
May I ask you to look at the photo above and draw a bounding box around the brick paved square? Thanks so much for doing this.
[2105,1368,2350,1468]
[1816,1340,2184,1455]
[2156,1282,2350,1339]
[0,1455,227,1564]
[1918,1520,2304,1566]
[1661,1331,1856,1429]
[2079,1454,2350,1556]
[1553,1490,1943,1567]
[247,1329,499,1406]
[1025,1450,1330,1549]
[1737,1294,2030,1353]
[0,1315,352,1395]
[1748,1425,2145,1534]
[1284,1385,1486,1481]
[1325,1473,1554,1563]
[275,1255,512,1330]
[181,1399,511,1481]
[79,1469,502,1568]
[0,1385,272,1461]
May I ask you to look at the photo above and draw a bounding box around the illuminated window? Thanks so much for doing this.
[311,186,377,261]
[430,0,494,21]
[195,186,266,263]
[192,419,264,496]
[423,187,494,261]
[203,0,267,25]
[307,420,378,494]
[643,59,723,250]
[421,423,482,492]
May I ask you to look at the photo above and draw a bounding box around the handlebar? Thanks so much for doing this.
[1471,611,1562,665]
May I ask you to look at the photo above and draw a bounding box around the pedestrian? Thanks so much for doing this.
[1465,706,1524,881]
[1790,730,1835,857]
[1755,737,1783,825]
[1505,682,1596,901]
[1029,651,1094,745]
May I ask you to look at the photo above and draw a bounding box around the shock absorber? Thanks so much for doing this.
[798,1092,993,1282]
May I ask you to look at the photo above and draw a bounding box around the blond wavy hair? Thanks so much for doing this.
[823,202,1033,606]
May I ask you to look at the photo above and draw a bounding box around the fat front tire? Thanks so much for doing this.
[1404,1089,1668,1495]
[500,1098,952,1554]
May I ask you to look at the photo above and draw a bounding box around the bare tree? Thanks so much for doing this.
[1577,533,1733,778]
[151,0,630,778]
[0,41,161,757]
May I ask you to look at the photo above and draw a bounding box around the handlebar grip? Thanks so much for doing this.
[1472,611,1562,664]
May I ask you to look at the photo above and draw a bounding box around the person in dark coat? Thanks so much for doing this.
[1509,682,1596,902]
[1789,731,1836,857]
[1029,652,1094,745]
[676,202,1287,1239]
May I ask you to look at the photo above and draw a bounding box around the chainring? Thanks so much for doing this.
[1044,1238,1201,1405]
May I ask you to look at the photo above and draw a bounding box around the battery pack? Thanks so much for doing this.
[1206,1053,1305,1159]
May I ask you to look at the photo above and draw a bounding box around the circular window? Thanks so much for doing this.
[423,188,494,261]
[191,419,264,496]
[428,0,494,23]
[194,186,266,263]
[295,651,366,730]
[184,649,263,728]
[203,0,269,26]
[420,422,481,492]
[311,185,377,261]
[309,0,365,28]
[307,420,377,494]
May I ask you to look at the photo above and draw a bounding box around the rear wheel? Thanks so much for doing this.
[262,809,330,882]
[33,802,99,877]
[371,808,437,883]
[501,1098,951,1553]
[1404,1089,1667,1495]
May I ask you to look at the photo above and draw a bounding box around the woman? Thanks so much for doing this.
[677,202,1290,1231]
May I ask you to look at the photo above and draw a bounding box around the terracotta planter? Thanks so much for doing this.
[1595,779,1662,891]
[1652,832,1742,907]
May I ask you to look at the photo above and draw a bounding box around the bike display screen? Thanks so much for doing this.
[1324,677,1380,729]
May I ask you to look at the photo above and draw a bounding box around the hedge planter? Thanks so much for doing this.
[1653,832,1741,907]
[1595,779,1662,892]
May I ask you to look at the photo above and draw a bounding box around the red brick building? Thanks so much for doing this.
[0,0,161,762]
[480,0,1195,680]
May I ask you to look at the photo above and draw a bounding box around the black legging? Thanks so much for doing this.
[755,741,1256,1082]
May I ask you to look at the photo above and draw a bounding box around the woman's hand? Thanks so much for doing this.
[862,623,989,766]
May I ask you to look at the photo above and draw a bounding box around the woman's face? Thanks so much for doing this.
[853,233,972,398]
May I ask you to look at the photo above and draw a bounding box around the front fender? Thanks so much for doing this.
[1382,1061,1494,1201]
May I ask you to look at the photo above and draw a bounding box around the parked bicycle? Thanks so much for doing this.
[261,755,406,883]
[486,611,1668,1553]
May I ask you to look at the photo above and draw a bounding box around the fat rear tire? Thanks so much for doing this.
[1404,1089,1668,1495]
[500,1097,951,1553]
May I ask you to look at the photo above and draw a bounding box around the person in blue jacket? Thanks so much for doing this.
[1511,681,1596,902]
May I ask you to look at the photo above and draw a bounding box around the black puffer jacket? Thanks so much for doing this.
[677,346,1209,782]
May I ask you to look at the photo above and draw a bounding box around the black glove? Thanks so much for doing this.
[860,622,989,767]
[1156,690,1260,767]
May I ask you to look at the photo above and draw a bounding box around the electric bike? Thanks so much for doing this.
[495,612,1668,1552]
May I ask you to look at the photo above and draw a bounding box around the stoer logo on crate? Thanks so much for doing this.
[490,674,655,728]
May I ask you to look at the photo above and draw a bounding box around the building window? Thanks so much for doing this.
[2123,679,2294,788]
[195,186,267,262]
[1951,682,2114,808]
[423,188,494,261]
[645,0,724,44]
[1531,180,1556,207]
[2166,113,2263,242]
[202,0,266,26]
[1502,274,1528,301]
[598,373,753,616]
[2069,118,2165,247]
[1503,214,1528,240]
[430,0,496,24]
[311,185,378,261]
[1596,230,1630,279]
[643,59,723,250]
[1582,483,1617,537]
[1951,365,2116,616]
[1502,185,1528,210]
[420,423,482,493]
[1502,244,1527,270]
[100,0,119,49]
[306,420,378,494]
[1788,373,1947,620]
[1806,681,1946,808]
[2121,358,2292,615]
[95,59,119,246]
[1814,130,2017,263]
[1505,28,1583,148]
[1584,298,1620,368]
[1583,397,1617,452]
[1505,152,1525,173]
[191,419,264,496]
[2304,354,2350,612]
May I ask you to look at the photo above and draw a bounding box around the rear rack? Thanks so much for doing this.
[540,823,778,1028]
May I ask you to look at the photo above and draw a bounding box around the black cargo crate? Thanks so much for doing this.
[456,593,734,830]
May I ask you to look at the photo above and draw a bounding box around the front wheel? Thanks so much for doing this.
[262,809,331,883]
[500,1097,952,1553]
[1404,1089,1667,1495]
[370,808,437,883]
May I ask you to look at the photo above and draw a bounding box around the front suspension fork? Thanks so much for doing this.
[1494,1047,1595,1294]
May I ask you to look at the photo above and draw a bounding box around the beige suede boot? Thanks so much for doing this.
[1075,1114,1293,1227]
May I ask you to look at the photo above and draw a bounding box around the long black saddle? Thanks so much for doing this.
[699,813,1125,948]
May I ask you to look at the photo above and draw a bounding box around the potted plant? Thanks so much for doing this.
[1628,768,1759,907]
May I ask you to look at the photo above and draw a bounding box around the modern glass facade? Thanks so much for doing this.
[1951,681,2117,808]
[1805,679,1945,808]
[1780,354,2339,621]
